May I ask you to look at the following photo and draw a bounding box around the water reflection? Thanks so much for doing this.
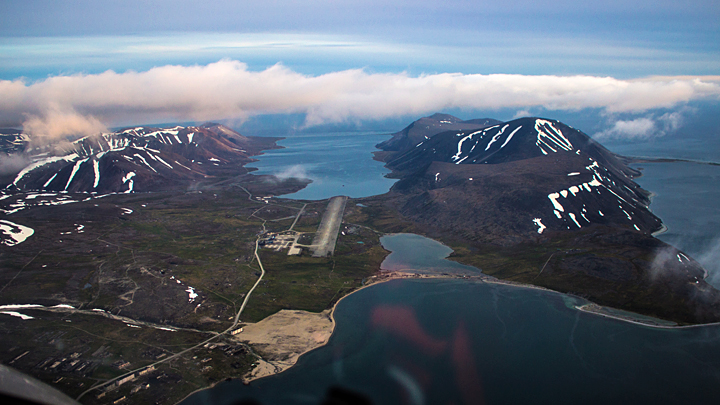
[183,278,720,405]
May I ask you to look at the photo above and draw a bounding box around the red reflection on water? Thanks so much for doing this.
[370,305,485,405]
[371,306,447,356]
[452,322,485,404]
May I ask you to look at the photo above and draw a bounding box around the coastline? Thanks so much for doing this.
[231,271,470,386]
[240,269,719,381]
[575,304,720,329]
[179,268,720,403]
[239,272,405,383]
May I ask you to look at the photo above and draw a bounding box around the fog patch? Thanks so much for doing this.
[512,109,532,119]
[0,154,31,176]
[649,245,685,282]
[695,237,720,287]
[274,165,309,181]
[22,107,108,148]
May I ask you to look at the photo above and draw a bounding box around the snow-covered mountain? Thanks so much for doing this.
[375,113,501,156]
[0,129,28,155]
[378,116,662,240]
[1,123,278,194]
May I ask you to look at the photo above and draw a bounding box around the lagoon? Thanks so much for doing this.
[380,233,480,275]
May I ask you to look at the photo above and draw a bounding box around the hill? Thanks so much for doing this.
[369,114,720,324]
[1,123,282,193]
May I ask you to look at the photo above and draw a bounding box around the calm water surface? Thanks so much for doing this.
[187,131,720,405]
[380,233,481,275]
[185,279,720,405]
[248,132,397,200]
[608,137,720,288]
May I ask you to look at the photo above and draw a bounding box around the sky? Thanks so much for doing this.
[0,0,719,141]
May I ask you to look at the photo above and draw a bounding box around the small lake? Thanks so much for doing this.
[380,233,481,275]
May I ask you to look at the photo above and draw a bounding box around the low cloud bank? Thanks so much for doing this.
[594,111,686,140]
[0,154,31,176]
[22,107,108,147]
[1,60,719,144]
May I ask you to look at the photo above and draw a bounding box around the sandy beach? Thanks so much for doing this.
[237,271,484,382]
[234,309,334,381]
[236,268,714,384]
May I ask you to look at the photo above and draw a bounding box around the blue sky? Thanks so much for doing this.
[0,0,718,138]
[2,0,718,79]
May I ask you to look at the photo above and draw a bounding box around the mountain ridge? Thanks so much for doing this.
[1,123,281,194]
[379,116,662,240]
[375,113,501,157]
[369,113,720,324]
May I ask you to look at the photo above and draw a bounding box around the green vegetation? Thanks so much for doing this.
[0,185,393,404]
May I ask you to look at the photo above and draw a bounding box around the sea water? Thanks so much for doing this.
[185,278,720,405]
[182,129,720,404]
[247,131,397,200]
[606,136,720,288]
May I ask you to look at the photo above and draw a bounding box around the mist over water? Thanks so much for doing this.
[607,134,720,288]
[247,131,397,200]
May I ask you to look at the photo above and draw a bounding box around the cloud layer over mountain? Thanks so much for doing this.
[1,60,719,142]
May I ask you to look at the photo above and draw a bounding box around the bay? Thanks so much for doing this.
[247,131,397,200]
[185,278,720,405]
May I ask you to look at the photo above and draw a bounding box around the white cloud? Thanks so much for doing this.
[22,106,108,146]
[1,60,719,144]
[512,110,532,119]
[657,111,684,132]
[594,109,689,140]
[595,117,657,140]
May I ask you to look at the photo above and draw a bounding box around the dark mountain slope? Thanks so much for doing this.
[375,113,501,157]
[382,117,661,241]
[369,114,720,324]
[1,124,280,193]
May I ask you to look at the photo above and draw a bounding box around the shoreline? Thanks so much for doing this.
[240,272,404,383]
[179,269,720,403]
[227,271,463,387]
[241,269,720,381]
[575,304,720,329]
